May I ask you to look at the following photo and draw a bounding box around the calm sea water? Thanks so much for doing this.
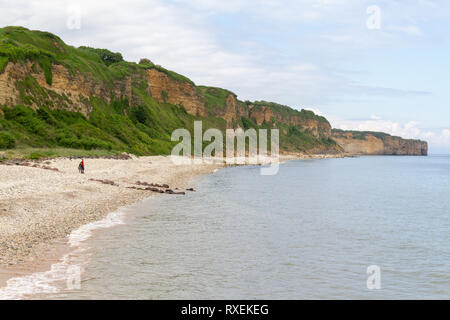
[38,156,450,299]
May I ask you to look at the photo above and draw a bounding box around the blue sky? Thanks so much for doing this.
[1,0,449,153]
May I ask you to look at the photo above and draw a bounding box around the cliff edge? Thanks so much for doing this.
[332,130,428,156]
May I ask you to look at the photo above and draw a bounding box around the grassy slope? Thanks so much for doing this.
[0,26,337,159]
[331,129,421,142]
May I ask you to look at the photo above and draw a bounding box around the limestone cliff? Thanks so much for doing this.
[0,58,426,156]
[248,104,332,138]
[146,68,206,116]
[197,87,332,141]
[332,130,428,156]
[0,58,332,141]
[0,26,427,156]
[0,61,136,116]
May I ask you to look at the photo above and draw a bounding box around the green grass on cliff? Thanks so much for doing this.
[332,129,403,141]
[139,61,195,85]
[198,86,236,116]
[0,26,339,156]
[0,147,122,161]
[0,56,8,73]
[0,26,193,87]
[0,97,198,156]
[252,101,329,124]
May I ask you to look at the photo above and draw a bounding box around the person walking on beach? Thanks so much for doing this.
[78,159,85,174]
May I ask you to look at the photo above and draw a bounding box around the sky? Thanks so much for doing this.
[1,0,449,153]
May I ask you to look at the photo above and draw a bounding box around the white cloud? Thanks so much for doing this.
[304,108,326,117]
[332,118,419,139]
[388,25,424,36]
[0,0,441,104]
[419,0,438,8]
[175,0,357,22]
[0,0,448,154]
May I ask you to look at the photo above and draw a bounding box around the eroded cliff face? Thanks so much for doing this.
[248,105,273,126]
[0,61,136,116]
[0,59,426,156]
[222,94,240,125]
[332,131,428,156]
[382,136,428,155]
[0,61,207,118]
[0,60,333,140]
[206,93,247,126]
[146,69,206,116]
[248,104,332,138]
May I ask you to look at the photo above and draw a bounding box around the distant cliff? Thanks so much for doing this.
[332,130,428,156]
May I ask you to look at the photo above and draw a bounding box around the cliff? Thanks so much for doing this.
[0,26,426,156]
[247,102,332,138]
[332,130,428,156]
[0,26,340,155]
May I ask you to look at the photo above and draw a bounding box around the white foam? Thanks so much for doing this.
[69,208,127,247]
[0,208,128,300]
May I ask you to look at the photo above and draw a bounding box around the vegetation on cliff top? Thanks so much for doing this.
[332,129,408,141]
[252,101,330,124]
[0,26,339,157]
[198,86,237,116]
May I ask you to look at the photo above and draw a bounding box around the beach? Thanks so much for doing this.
[0,155,224,282]
[0,153,341,290]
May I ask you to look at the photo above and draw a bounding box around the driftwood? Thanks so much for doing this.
[89,178,118,186]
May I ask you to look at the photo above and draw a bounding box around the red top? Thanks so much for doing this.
[81,160,84,167]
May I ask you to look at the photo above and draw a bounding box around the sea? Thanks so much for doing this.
[1,155,450,299]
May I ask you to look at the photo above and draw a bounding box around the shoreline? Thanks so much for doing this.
[0,153,343,296]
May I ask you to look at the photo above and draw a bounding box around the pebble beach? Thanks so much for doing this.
[0,153,340,290]
[0,156,224,267]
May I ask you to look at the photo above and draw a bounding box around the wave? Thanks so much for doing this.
[0,207,128,300]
